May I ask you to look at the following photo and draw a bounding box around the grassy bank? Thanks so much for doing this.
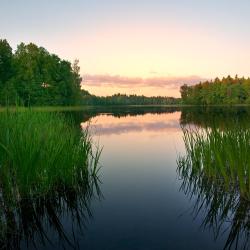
[0,106,93,112]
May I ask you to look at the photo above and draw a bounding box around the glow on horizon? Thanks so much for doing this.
[83,85,182,98]
[1,0,250,97]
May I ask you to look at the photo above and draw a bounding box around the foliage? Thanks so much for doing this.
[80,92,181,105]
[180,75,250,105]
[0,38,181,107]
[0,39,82,106]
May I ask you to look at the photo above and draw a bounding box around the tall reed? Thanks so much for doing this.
[179,126,250,200]
[0,110,101,249]
[177,126,250,249]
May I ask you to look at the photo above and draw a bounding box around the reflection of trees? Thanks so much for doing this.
[0,177,101,249]
[180,106,250,129]
[177,131,250,249]
[64,106,182,125]
[65,106,250,130]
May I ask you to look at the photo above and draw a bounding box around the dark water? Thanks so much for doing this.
[16,107,250,249]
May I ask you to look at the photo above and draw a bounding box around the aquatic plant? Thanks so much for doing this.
[0,110,101,249]
[179,126,250,200]
[177,126,250,249]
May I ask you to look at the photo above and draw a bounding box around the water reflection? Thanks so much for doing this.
[177,159,250,249]
[180,106,250,129]
[177,118,250,249]
[79,106,250,249]
[64,106,181,125]
[1,106,249,249]
[81,112,180,136]
[0,178,101,250]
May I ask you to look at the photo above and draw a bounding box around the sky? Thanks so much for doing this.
[1,0,250,97]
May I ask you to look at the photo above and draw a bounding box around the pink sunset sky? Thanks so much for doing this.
[2,0,250,97]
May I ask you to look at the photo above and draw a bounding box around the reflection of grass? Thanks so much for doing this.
[177,126,250,249]
[0,110,101,249]
[180,126,250,200]
[178,159,250,249]
[0,176,101,249]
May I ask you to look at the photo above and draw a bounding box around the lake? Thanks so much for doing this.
[16,107,250,249]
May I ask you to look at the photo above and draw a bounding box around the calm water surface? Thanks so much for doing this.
[21,107,250,250]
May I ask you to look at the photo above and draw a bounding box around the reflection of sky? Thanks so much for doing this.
[81,112,181,136]
[78,111,227,249]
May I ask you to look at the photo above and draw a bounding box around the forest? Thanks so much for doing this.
[0,39,83,106]
[0,39,180,106]
[180,75,250,105]
[2,39,250,107]
[80,91,180,105]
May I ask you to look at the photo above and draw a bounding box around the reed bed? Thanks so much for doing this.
[0,110,101,249]
[178,126,250,200]
[177,126,250,249]
[0,110,101,198]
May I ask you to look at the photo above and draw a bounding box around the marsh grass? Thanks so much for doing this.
[177,125,250,249]
[179,126,250,200]
[0,110,101,197]
[0,110,101,249]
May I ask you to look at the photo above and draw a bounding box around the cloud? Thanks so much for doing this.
[82,74,207,89]
[82,116,180,135]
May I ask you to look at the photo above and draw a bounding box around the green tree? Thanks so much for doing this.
[0,39,15,105]
[180,75,250,105]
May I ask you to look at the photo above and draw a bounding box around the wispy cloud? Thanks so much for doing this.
[81,114,180,135]
[82,74,207,89]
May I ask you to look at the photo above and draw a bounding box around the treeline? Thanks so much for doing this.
[81,92,180,105]
[180,75,250,105]
[0,39,180,106]
[0,39,82,106]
